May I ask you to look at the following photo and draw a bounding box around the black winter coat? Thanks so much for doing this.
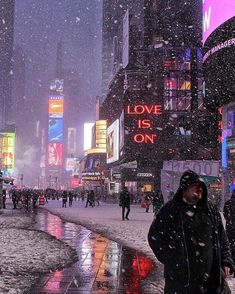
[120,189,130,207]
[148,170,233,290]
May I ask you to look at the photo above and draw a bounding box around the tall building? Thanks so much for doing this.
[0,1,15,129]
[101,0,145,101]
[203,1,235,199]
[100,1,214,197]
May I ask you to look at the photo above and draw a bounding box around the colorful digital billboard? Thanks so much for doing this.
[50,79,64,93]
[48,119,63,142]
[84,123,94,151]
[0,132,16,173]
[107,119,119,164]
[48,143,63,166]
[48,100,64,118]
[203,0,235,44]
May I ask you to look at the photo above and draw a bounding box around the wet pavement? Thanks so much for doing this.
[31,209,155,294]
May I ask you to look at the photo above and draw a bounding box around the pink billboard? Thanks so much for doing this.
[203,0,235,44]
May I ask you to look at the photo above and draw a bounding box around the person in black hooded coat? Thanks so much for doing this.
[148,170,233,294]
[224,190,235,269]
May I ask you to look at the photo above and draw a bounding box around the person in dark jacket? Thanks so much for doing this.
[148,170,233,294]
[62,190,68,208]
[119,186,131,220]
[224,189,235,272]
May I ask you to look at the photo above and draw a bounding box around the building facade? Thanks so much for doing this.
[203,1,235,200]
[101,0,217,197]
[0,1,15,129]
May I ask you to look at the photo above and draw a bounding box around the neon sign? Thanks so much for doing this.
[126,104,162,144]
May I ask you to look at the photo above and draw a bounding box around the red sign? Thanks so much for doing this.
[48,143,63,166]
[126,104,162,144]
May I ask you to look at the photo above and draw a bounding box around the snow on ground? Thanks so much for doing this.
[0,207,77,294]
[44,199,157,260]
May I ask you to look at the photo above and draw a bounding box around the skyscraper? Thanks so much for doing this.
[0,1,15,129]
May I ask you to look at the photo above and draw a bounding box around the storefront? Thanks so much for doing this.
[161,160,221,207]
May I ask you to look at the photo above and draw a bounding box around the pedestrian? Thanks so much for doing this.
[62,190,67,208]
[152,190,164,214]
[148,170,234,294]
[95,191,100,206]
[85,190,93,207]
[144,192,151,213]
[119,186,130,220]
[2,189,6,209]
[68,191,73,207]
[12,189,17,209]
[224,189,235,275]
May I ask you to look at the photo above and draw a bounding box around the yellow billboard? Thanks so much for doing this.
[0,132,16,173]
[95,120,107,150]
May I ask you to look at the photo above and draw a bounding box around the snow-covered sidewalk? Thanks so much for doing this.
[0,206,76,294]
[43,199,157,260]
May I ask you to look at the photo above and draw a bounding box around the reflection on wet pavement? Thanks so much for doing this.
[32,209,154,293]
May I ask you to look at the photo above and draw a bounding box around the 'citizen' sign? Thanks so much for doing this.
[137,172,153,177]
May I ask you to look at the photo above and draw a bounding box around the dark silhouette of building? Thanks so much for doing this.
[0,1,15,129]
[100,0,215,192]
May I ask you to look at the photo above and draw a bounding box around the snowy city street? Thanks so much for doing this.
[0,0,234,293]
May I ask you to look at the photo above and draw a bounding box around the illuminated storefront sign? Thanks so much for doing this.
[126,104,162,144]
[48,143,63,166]
[82,171,105,181]
[48,119,63,142]
[0,132,15,173]
[48,100,64,118]
[203,0,235,44]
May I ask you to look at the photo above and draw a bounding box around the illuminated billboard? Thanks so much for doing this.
[50,79,64,92]
[95,120,107,150]
[84,123,94,151]
[203,0,235,44]
[119,111,124,152]
[66,157,79,174]
[67,128,76,155]
[0,132,15,173]
[107,119,119,164]
[48,100,64,118]
[48,143,63,166]
[48,119,63,142]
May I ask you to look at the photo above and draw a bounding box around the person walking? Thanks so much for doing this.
[68,191,73,207]
[224,189,235,275]
[62,190,68,208]
[119,186,131,221]
[152,190,164,214]
[148,170,233,294]
[144,192,151,213]
[12,189,18,209]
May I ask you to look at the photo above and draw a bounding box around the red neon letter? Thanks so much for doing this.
[137,119,151,128]
[134,134,145,143]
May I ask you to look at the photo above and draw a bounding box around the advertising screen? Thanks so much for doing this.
[107,119,119,164]
[203,0,235,44]
[48,119,63,142]
[50,79,64,92]
[48,100,64,118]
[48,143,63,166]
[119,111,125,152]
[0,132,15,173]
[84,123,94,151]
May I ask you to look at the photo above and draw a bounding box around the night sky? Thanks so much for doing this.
[13,0,102,183]
[14,0,102,129]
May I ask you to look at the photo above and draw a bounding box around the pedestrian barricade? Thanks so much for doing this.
[39,196,45,205]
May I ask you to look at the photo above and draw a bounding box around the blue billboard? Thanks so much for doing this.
[48,119,63,142]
